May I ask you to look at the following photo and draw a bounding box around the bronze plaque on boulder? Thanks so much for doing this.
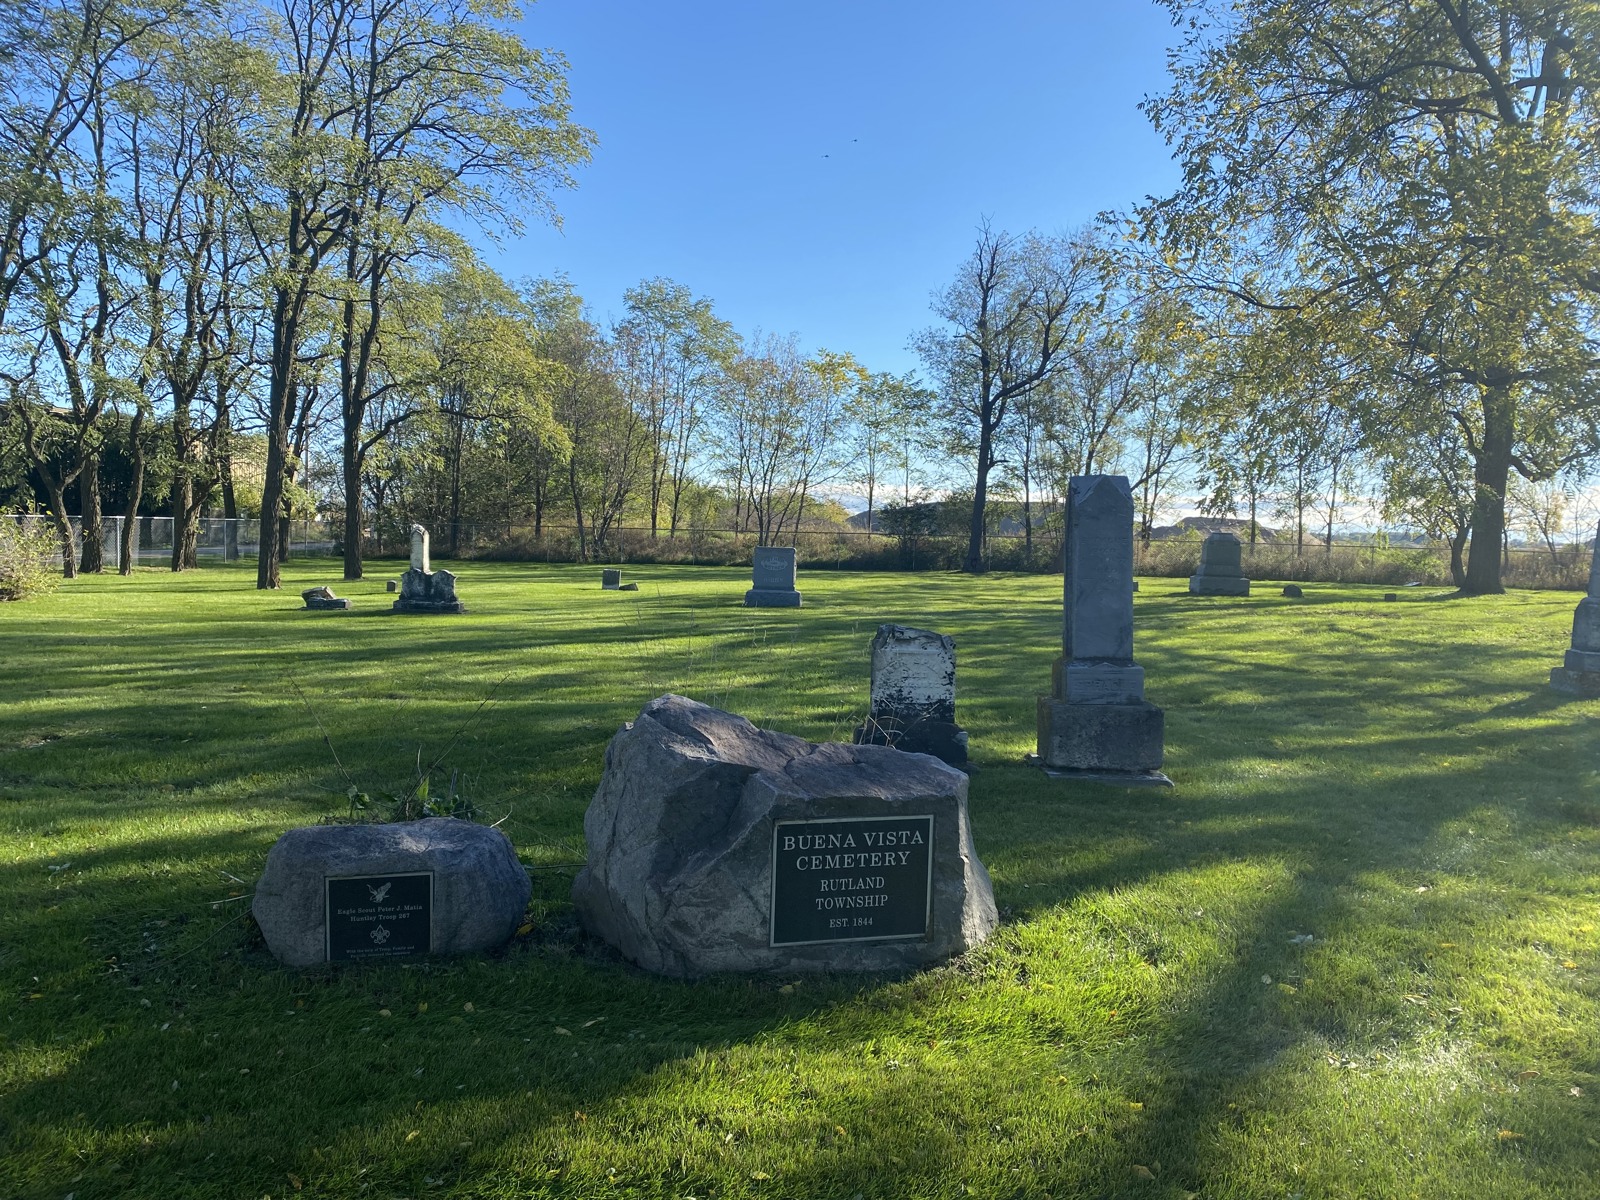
[769,816,933,947]
[325,872,433,962]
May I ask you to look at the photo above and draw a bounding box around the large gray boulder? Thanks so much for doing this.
[572,694,997,977]
[253,818,529,967]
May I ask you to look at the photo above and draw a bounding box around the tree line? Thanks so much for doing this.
[3,0,1595,597]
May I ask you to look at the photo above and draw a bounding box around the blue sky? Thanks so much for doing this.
[486,0,1185,380]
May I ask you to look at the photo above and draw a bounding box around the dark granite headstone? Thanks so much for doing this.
[301,586,351,611]
[602,569,621,590]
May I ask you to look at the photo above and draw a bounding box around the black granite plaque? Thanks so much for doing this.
[325,872,433,962]
[770,815,933,947]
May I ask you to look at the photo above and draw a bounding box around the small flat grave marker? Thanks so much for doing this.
[770,815,933,946]
[325,872,433,961]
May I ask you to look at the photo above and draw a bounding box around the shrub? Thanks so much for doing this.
[0,518,62,601]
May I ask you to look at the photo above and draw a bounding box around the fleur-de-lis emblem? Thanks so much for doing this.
[368,882,392,903]
[371,925,391,944]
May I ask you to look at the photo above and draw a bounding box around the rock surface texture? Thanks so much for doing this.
[253,819,529,967]
[572,695,997,977]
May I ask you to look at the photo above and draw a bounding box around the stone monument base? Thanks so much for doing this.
[853,715,969,768]
[1189,575,1250,596]
[1036,695,1164,774]
[393,567,465,614]
[1550,667,1600,697]
[745,588,802,608]
[1024,755,1173,787]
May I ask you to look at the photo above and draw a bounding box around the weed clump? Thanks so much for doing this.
[0,518,61,601]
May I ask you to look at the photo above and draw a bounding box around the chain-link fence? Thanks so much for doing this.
[10,515,336,571]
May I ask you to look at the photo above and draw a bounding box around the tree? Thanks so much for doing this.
[614,278,735,539]
[244,0,591,589]
[917,224,1093,573]
[1141,0,1600,594]
[843,370,932,539]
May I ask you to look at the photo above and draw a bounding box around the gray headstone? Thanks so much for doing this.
[1552,520,1600,695]
[1037,475,1166,777]
[301,585,351,610]
[387,579,398,593]
[572,695,996,977]
[746,546,801,607]
[1283,584,1304,598]
[1189,531,1251,596]
[602,569,621,590]
[252,818,530,967]
[853,625,967,766]
[410,525,430,573]
[394,566,465,614]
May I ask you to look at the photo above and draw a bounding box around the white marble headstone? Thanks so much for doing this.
[410,524,430,574]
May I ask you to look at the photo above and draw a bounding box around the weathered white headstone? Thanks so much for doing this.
[853,625,967,766]
[1036,476,1167,782]
[573,695,996,977]
[745,546,801,607]
[1551,520,1600,696]
[410,524,430,573]
[1189,531,1251,596]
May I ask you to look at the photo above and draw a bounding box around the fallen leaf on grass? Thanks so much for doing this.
[751,1171,771,1180]
[378,1009,391,1018]
[573,1111,587,1122]
[1516,1070,1540,1082]
[1401,994,1427,1005]
[1130,1164,1157,1180]
[1438,942,1456,948]
[462,1003,474,1012]
[554,1026,572,1036]
[1560,961,1577,969]
[582,1017,604,1028]
[405,1130,420,1143]
[288,1173,303,1191]
[417,1002,428,1013]
[515,921,534,936]
[1128,1101,1144,1110]
[1414,886,1430,893]
[834,1125,848,1138]
[1570,1087,1583,1097]
[1497,1130,1523,1141]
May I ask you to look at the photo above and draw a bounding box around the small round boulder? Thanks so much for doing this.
[252,818,529,967]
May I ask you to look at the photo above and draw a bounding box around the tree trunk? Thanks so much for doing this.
[342,431,364,580]
[77,451,104,574]
[119,407,146,575]
[171,467,195,571]
[45,485,77,579]
[962,423,994,574]
[1463,386,1512,595]
[1448,525,1468,589]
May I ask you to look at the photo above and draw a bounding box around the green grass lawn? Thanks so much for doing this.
[1,560,1597,1200]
